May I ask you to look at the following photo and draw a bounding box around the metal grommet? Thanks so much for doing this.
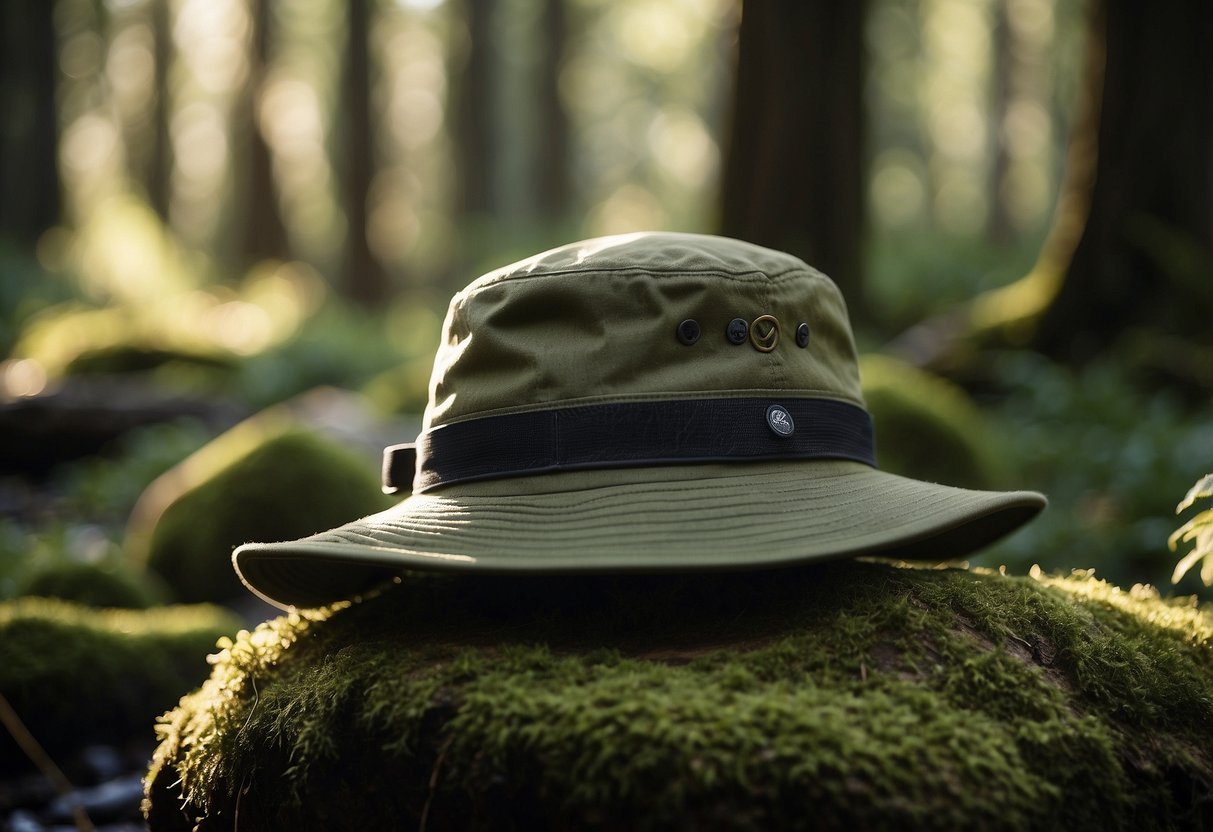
[749,315,779,352]
[726,318,749,345]
[796,322,810,348]
[676,319,701,345]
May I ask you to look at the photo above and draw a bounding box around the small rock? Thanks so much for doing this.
[0,773,54,814]
[75,745,125,785]
[46,774,144,824]
[7,808,46,832]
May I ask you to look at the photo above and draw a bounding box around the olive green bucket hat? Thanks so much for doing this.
[234,232,1045,610]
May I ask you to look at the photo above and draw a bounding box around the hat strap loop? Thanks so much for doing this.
[383,397,876,495]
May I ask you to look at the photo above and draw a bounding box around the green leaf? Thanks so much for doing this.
[1176,474,1213,514]
[1170,546,1205,584]
[1168,509,1213,550]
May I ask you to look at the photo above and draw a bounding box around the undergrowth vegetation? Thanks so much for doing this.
[979,353,1213,593]
[1171,474,1213,585]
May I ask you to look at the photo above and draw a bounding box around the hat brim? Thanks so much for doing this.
[233,460,1045,610]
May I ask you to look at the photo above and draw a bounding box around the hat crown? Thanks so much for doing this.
[424,232,864,430]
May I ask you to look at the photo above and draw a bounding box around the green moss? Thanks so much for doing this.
[0,598,239,773]
[145,562,1213,831]
[860,354,1006,489]
[17,560,169,608]
[130,423,392,604]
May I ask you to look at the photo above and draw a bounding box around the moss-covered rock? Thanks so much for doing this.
[16,560,168,608]
[861,353,1005,489]
[0,598,238,774]
[145,562,1213,831]
[65,343,238,379]
[127,415,392,604]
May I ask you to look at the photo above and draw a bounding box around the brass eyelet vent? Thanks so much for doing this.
[749,315,779,352]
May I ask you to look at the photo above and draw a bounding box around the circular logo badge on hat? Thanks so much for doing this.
[766,404,795,437]
[750,315,780,352]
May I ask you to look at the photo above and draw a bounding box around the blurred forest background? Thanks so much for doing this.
[0,0,1211,613]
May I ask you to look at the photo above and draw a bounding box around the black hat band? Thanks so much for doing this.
[384,397,877,495]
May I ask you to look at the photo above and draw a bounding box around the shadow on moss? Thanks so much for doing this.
[0,598,240,774]
[145,561,1213,831]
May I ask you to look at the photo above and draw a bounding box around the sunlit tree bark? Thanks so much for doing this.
[720,0,867,320]
[0,0,61,246]
[1029,0,1213,362]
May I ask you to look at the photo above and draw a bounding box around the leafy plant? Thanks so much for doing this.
[58,419,216,523]
[1170,474,1213,585]
[980,352,1213,593]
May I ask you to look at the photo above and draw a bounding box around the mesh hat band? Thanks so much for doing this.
[383,397,877,494]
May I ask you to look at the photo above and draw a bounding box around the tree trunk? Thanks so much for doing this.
[146,0,172,222]
[535,0,569,221]
[451,0,498,219]
[986,0,1013,246]
[238,0,290,265]
[1031,0,1213,362]
[0,0,62,246]
[719,0,867,320]
[339,0,390,306]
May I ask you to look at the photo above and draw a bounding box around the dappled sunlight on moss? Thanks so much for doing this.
[1031,566,1213,650]
[0,595,238,635]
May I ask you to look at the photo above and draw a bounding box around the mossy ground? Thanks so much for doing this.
[0,598,239,773]
[146,561,1213,831]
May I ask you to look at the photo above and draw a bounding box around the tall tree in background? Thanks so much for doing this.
[535,0,570,221]
[147,0,172,221]
[1028,0,1213,364]
[451,0,498,219]
[720,0,867,319]
[237,0,290,265]
[986,0,1014,246]
[339,0,389,306]
[896,0,1212,378]
[0,0,61,246]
